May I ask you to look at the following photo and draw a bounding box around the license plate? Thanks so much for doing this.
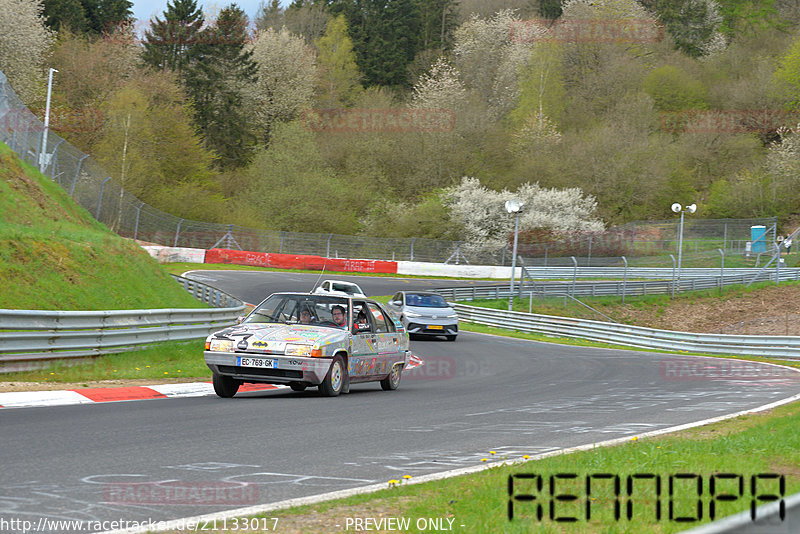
[237,357,277,368]
[428,325,443,330]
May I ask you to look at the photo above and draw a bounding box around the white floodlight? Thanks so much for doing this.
[671,203,682,213]
[505,199,524,214]
[686,203,697,214]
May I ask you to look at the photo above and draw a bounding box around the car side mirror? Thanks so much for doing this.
[236,315,244,324]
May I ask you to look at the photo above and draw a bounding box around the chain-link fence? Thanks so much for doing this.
[0,69,779,267]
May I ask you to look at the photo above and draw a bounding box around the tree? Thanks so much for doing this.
[315,15,361,107]
[452,10,540,118]
[285,0,331,44]
[415,0,458,51]
[255,0,284,31]
[442,176,604,253]
[642,65,709,111]
[248,27,317,145]
[142,0,204,72]
[328,0,423,87]
[638,0,727,57]
[182,5,258,168]
[92,71,224,222]
[43,0,89,32]
[775,35,800,111]
[0,0,55,104]
[239,121,358,232]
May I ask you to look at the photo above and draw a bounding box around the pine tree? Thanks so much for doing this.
[42,0,90,32]
[183,4,258,168]
[142,0,204,71]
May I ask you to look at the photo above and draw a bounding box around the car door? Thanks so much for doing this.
[366,302,403,376]
[349,300,378,380]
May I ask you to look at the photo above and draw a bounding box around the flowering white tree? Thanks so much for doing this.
[0,0,54,104]
[443,177,604,252]
[411,57,467,111]
[452,10,545,119]
[248,28,317,142]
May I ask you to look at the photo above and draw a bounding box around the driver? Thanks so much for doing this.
[331,305,347,327]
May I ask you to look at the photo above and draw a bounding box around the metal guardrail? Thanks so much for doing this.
[453,303,800,358]
[520,266,800,279]
[0,276,245,373]
[435,269,800,301]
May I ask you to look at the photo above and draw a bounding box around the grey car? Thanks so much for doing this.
[386,291,459,341]
[204,293,411,397]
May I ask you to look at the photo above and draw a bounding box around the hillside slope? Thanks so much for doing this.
[0,142,204,310]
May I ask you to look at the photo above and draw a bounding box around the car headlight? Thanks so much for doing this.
[208,339,234,352]
[446,313,458,318]
[404,311,422,318]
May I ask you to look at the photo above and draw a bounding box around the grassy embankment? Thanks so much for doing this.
[0,141,207,376]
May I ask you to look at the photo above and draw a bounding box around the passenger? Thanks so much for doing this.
[299,308,314,324]
[331,305,348,327]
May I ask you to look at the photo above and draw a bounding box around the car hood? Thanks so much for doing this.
[210,323,346,350]
[404,305,456,317]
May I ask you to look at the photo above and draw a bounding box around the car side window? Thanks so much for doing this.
[352,301,373,333]
[367,303,392,333]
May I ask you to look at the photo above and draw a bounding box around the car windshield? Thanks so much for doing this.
[331,282,360,294]
[406,293,448,308]
[244,294,350,328]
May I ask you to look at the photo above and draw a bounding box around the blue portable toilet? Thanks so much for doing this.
[751,225,767,253]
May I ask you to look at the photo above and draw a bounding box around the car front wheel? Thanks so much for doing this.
[380,364,402,391]
[212,373,240,398]
[319,355,344,397]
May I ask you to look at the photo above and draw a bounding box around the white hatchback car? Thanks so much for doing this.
[313,279,367,298]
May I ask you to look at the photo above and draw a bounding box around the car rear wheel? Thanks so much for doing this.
[319,355,344,397]
[212,373,240,398]
[289,382,307,392]
[380,364,402,391]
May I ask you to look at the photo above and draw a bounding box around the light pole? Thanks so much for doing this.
[505,198,525,311]
[39,67,58,172]
[671,202,696,297]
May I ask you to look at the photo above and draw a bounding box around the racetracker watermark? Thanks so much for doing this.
[300,108,456,133]
[103,481,258,505]
[1,107,104,134]
[659,110,800,134]
[509,19,664,44]
[660,360,799,382]
[402,356,490,381]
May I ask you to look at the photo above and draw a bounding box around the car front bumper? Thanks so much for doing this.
[404,321,459,337]
[205,351,333,385]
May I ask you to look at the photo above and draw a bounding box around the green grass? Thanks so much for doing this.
[2,340,208,383]
[0,142,203,310]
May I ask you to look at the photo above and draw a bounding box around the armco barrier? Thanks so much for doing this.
[205,248,398,273]
[0,276,245,373]
[453,303,800,359]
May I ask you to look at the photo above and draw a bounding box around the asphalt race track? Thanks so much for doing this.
[1,271,799,533]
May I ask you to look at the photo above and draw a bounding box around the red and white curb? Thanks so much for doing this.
[0,382,281,409]
[0,355,423,409]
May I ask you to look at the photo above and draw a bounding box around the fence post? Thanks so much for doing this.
[776,243,781,285]
[621,256,628,304]
[326,234,333,258]
[587,235,593,266]
[95,176,112,219]
[70,154,89,196]
[174,218,184,247]
[718,248,724,292]
[49,138,64,181]
[670,254,677,298]
[571,256,577,297]
[410,237,416,262]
